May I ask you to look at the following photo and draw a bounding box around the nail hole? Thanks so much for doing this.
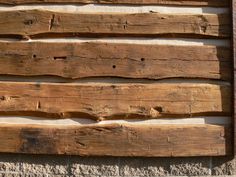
[112,65,116,69]
[37,101,41,109]
[33,54,36,58]
[154,106,163,113]
[24,20,33,25]
[54,56,67,60]
[0,96,5,101]
[141,58,145,61]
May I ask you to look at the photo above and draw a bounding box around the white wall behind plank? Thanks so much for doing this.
[0,4,229,14]
[0,117,231,125]
[0,4,230,126]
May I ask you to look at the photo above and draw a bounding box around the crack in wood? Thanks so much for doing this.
[49,14,55,31]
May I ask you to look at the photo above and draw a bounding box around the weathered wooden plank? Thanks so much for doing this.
[0,10,230,37]
[0,82,231,119]
[0,42,231,80]
[0,123,232,156]
[0,0,229,6]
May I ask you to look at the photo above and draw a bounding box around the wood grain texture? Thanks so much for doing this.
[0,10,230,38]
[0,0,229,6]
[0,42,231,80]
[0,82,231,119]
[0,123,232,156]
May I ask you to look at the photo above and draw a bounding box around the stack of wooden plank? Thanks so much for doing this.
[0,0,232,156]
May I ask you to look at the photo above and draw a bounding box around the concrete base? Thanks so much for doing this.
[0,154,235,177]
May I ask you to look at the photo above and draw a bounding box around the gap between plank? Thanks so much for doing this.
[0,38,230,47]
[0,77,231,85]
[0,4,229,14]
[0,116,231,125]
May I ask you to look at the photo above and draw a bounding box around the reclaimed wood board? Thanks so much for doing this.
[0,42,231,80]
[0,82,231,120]
[0,10,230,38]
[0,1,232,157]
[0,0,229,6]
[0,123,232,156]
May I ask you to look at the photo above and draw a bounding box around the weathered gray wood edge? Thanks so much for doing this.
[232,0,236,156]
